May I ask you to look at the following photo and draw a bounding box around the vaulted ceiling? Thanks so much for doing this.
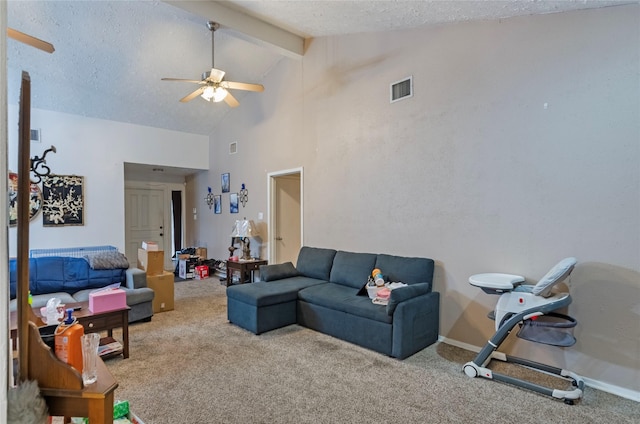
[6,1,628,136]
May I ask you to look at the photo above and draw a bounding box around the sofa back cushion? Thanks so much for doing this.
[374,254,434,289]
[9,256,126,298]
[330,251,378,289]
[296,247,337,281]
[9,258,37,299]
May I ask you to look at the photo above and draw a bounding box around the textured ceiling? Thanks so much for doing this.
[6,0,629,137]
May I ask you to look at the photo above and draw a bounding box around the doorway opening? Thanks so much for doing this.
[267,168,303,265]
[171,190,183,257]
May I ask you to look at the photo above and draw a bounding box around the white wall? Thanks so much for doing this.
[6,107,209,257]
[192,5,640,396]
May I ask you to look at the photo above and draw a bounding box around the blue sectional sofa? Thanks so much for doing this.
[226,247,440,359]
[9,254,155,323]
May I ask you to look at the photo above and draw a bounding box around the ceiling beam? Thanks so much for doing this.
[164,0,305,58]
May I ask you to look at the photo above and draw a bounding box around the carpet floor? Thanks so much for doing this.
[105,279,639,423]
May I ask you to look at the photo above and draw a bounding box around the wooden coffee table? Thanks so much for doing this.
[11,301,130,359]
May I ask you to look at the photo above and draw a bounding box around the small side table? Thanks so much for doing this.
[226,259,267,287]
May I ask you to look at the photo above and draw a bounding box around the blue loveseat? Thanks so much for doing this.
[9,254,155,323]
[226,247,440,359]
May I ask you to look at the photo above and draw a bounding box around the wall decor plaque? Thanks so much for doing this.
[42,174,84,226]
[8,172,42,226]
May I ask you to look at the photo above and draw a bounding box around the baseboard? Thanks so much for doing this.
[437,335,640,402]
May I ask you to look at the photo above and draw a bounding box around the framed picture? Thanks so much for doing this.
[214,195,221,214]
[221,173,230,193]
[230,193,239,213]
[42,174,84,226]
[8,172,43,226]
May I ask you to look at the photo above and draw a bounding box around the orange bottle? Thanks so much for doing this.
[54,308,85,373]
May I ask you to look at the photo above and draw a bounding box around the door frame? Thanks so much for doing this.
[267,167,303,263]
[124,181,185,270]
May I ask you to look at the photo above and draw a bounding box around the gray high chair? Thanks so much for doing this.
[463,257,585,404]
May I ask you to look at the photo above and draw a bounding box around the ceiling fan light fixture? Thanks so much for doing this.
[201,85,227,102]
[201,85,215,101]
[211,87,228,102]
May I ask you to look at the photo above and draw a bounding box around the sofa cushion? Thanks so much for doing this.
[329,251,377,289]
[227,277,327,307]
[10,292,77,311]
[260,262,299,282]
[385,283,432,315]
[9,258,37,299]
[296,247,337,280]
[298,283,392,324]
[73,287,154,306]
[374,254,434,288]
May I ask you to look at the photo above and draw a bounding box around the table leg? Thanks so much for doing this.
[87,391,114,424]
[122,310,129,359]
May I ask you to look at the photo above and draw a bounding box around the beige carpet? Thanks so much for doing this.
[105,279,638,423]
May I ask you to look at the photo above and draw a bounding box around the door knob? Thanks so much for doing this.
[275,237,283,241]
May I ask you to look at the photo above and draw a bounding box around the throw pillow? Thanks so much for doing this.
[260,262,299,282]
[85,251,130,270]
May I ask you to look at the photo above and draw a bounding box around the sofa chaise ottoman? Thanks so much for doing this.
[226,246,440,359]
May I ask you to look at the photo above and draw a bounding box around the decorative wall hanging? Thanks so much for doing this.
[42,174,84,226]
[239,183,248,207]
[214,195,221,214]
[8,172,42,226]
[30,145,57,184]
[205,187,214,209]
[221,173,230,193]
[230,193,239,214]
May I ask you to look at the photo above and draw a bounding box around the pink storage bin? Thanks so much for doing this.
[89,287,127,313]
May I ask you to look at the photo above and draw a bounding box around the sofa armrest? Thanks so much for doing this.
[386,283,431,315]
[125,268,148,289]
[391,291,440,359]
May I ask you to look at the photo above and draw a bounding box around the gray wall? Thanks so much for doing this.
[191,5,639,395]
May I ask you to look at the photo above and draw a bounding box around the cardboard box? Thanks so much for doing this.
[89,288,127,313]
[146,271,174,313]
[178,258,197,279]
[137,248,164,276]
[195,247,207,259]
[195,265,209,280]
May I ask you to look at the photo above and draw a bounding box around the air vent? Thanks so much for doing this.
[229,142,237,154]
[30,128,41,142]
[390,76,413,103]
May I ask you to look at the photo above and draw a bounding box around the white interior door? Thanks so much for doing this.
[124,187,165,268]
[268,169,302,265]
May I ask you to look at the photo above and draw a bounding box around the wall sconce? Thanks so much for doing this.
[205,186,214,209]
[239,183,248,207]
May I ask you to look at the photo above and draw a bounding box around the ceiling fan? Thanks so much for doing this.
[7,28,55,53]
[161,21,264,108]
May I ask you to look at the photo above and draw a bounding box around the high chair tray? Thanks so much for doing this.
[469,273,525,290]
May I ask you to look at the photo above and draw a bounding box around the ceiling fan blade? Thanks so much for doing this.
[180,87,204,103]
[221,81,264,92]
[7,28,55,53]
[208,68,226,83]
[162,78,204,84]
[224,91,239,108]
